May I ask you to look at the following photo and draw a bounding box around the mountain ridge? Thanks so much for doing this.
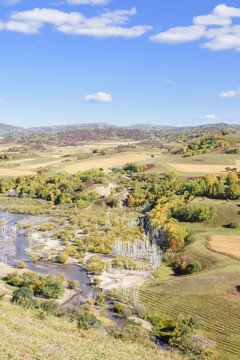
[0,121,239,137]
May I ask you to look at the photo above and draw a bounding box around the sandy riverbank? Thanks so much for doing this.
[0,262,77,304]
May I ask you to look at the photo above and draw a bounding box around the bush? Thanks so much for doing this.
[41,278,65,299]
[173,256,202,275]
[86,257,105,274]
[77,309,99,330]
[59,306,83,322]
[67,279,79,290]
[122,163,145,173]
[114,302,126,313]
[40,300,60,315]
[39,223,55,231]
[31,254,41,264]
[11,287,36,308]
[112,325,153,346]
[94,277,102,286]
[169,238,183,252]
[111,198,120,208]
[226,222,240,229]
[58,251,69,264]
[17,261,27,269]
[185,261,202,274]
[6,272,24,287]
[133,303,146,317]
[112,256,141,270]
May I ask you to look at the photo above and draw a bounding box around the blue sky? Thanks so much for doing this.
[0,0,240,128]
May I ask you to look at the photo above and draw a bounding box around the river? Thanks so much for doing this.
[0,211,95,303]
[0,211,170,351]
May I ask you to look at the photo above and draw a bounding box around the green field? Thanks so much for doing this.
[140,200,240,359]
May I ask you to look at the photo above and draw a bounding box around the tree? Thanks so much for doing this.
[41,278,65,299]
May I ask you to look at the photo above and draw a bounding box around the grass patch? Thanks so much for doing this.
[0,299,181,360]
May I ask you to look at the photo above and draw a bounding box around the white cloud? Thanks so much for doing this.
[0,97,6,102]
[150,4,240,51]
[162,80,176,85]
[218,87,240,98]
[198,115,218,121]
[66,0,110,5]
[0,0,20,5]
[0,7,151,38]
[150,25,205,44]
[81,92,112,103]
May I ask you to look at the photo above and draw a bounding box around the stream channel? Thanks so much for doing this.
[0,211,169,351]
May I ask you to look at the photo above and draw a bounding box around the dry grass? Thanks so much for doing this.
[167,163,229,173]
[0,299,181,360]
[65,153,151,174]
[168,159,240,173]
[17,158,74,170]
[207,235,240,260]
[0,169,36,176]
[8,158,37,164]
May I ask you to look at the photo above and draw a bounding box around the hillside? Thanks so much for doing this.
[0,299,181,360]
[0,121,240,138]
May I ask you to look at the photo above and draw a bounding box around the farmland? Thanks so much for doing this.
[64,153,152,174]
[0,126,240,359]
[140,201,240,359]
[207,235,240,260]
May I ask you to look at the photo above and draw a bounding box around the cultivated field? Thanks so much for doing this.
[17,158,75,170]
[168,159,240,173]
[0,168,36,176]
[207,235,240,260]
[167,163,229,173]
[64,153,151,174]
[140,199,240,359]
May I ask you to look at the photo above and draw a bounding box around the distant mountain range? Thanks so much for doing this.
[0,121,239,137]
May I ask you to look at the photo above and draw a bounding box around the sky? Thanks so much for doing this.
[0,0,240,128]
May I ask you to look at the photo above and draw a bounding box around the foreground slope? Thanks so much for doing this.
[0,299,182,360]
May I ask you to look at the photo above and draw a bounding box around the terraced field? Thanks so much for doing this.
[140,291,240,359]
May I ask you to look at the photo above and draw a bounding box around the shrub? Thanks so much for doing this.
[59,306,83,322]
[11,287,36,308]
[226,222,240,229]
[112,256,141,270]
[191,333,216,358]
[58,251,69,264]
[114,302,126,313]
[93,277,102,286]
[67,279,79,290]
[31,255,41,264]
[169,238,183,252]
[40,300,60,315]
[41,278,65,299]
[133,303,146,317]
[173,256,202,275]
[7,272,24,287]
[17,261,27,269]
[86,257,105,274]
[39,223,55,231]
[122,163,145,173]
[112,325,153,346]
[77,310,99,330]
[185,261,202,274]
[111,198,120,208]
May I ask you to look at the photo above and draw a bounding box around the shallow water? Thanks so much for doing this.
[0,211,169,350]
[0,211,94,302]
